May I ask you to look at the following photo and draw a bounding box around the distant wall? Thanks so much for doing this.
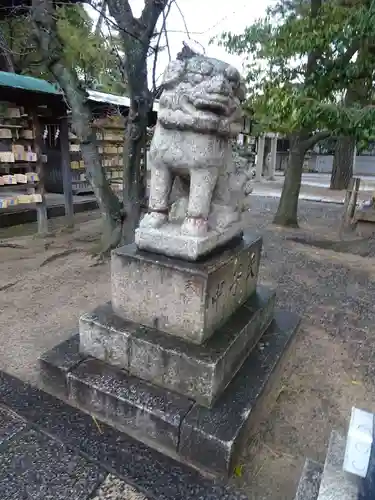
[313,155,375,176]
[276,152,375,176]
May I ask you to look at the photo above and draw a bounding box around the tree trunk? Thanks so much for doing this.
[120,49,151,243]
[81,136,124,250]
[330,43,367,192]
[122,124,147,243]
[273,135,305,227]
[330,136,355,190]
[0,28,15,72]
[31,0,124,254]
[106,0,168,244]
[262,137,271,176]
[274,0,323,225]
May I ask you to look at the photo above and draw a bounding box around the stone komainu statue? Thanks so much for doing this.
[139,48,248,239]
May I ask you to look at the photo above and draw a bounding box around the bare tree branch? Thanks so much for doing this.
[152,0,173,92]
[89,0,148,47]
[140,0,170,43]
[163,6,171,60]
[300,130,331,151]
[95,0,107,36]
[0,27,15,72]
[174,0,190,39]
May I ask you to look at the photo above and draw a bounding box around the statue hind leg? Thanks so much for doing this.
[181,167,219,237]
[139,164,173,229]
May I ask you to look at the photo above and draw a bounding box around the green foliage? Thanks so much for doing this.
[57,5,125,93]
[0,5,126,94]
[218,0,375,142]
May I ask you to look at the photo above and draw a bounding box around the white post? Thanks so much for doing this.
[255,135,265,182]
[268,134,277,180]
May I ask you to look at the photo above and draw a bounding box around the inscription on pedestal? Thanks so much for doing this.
[247,252,257,279]
[211,281,225,308]
[111,233,262,344]
[205,246,261,333]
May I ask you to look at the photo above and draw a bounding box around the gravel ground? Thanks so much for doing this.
[232,197,375,499]
[1,198,375,500]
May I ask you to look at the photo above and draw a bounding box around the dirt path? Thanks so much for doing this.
[0,211,109,385]
[1,200,375,499]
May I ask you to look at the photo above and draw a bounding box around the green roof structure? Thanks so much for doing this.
[0,71,61,96]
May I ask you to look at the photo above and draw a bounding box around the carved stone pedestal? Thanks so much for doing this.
[111,233,262,344]
[40,232,300,477]
[135,221,244,261]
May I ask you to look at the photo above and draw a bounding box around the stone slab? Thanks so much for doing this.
[355,208,375,223]
[91,474,148,500]
[80,287,275,407]
[68,358,194,451]
[0,370,248,500]
[111,232,262,344]
[317,430,361,500]
[0,426,105,500]
[79,312,131,370]
[359,429,375,500]
[135,222,244,261]
[295,459,323,500]
[179,310,301,475]
[40,334,84,398]
[356,221,375,238]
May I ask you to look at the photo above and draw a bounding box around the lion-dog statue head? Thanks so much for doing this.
[157,46,246,138]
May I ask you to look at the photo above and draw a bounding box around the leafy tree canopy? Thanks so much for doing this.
[0,4,126,94]
[219,0,375,143]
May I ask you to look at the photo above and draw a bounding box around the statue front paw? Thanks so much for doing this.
[181,217,208,237]
[139,212,168,229]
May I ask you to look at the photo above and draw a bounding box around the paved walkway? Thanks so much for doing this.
[0,370,247,500]
[253,176,374,204]
[0,397,145,500]
[282,172,375,190]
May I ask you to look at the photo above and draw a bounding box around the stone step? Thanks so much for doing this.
[40,309,300,477]
[317,430,361,500]
[79,286,276,407]
[294,459,323,500]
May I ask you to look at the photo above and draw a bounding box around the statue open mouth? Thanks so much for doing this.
[194,94,230,116]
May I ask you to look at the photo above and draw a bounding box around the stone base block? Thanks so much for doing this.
[317,431,361,500]
[356,221,375,238]
[69,359,193,451]
[41,338,193,453]
[39,334,84,399]
[178,310,300,475]
[135,221,244,261]
[40,310,300,476]
[80,287,275,407]
[111,232,262,344]
[294,459,323,500]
